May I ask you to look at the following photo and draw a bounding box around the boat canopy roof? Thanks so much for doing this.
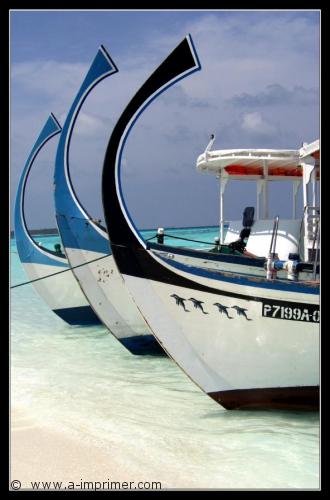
[299,139,320,160]
[196,140,319,181]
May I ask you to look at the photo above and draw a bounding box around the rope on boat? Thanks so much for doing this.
[11,234,219,288]
[144,234,160,241]
[56,213,104,224]
[10,253,112,289]
[146,233,217,246]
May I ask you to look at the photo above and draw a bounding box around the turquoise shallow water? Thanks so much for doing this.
[10,228,320,489]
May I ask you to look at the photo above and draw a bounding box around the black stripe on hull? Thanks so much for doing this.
[209,386,319,411]
[54,305,102,325]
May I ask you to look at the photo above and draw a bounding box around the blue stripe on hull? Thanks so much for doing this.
[54,306,102,325]
[120,335,165,356]
[148,241,265,268]
[159,255,320,295]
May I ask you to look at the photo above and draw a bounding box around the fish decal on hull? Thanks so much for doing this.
[189,298,208,314]
[170,295,252,320]
[170,294,189,312]
[213,303,233,319]
[171,293,252,321]
[231,305,252,321]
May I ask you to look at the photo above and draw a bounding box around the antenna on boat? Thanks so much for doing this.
[204,134,215,154]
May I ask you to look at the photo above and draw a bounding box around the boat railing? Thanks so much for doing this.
[312,218,320,280]
[303,205,320,263]
[266,215,279,280]
[269,215,279,257]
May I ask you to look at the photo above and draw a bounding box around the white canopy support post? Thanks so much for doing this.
[301,157,315,207]
[301,157,316,261]
[256,180,263,220]
[316,165,320,206]
[312,168,316,207]
[219,174,228,244]
[262,160,269,219]
[292,180,301,219]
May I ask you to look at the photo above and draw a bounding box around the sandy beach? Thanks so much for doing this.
[10,407,172,491]
[10,408,201,491]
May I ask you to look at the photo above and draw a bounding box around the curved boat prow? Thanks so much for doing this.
[102,34,201,254]
[14,114,101,326]
[101,35,319,410]
[54,45,117,253]
[53,45,166,354]
[15,113,64,265]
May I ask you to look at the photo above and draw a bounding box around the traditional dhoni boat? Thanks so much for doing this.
[101,35,319,410]
[53,46,165,354]
[14,114,100,325]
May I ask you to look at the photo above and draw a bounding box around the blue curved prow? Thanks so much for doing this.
[14,113,67,267]
[54,46,118,255]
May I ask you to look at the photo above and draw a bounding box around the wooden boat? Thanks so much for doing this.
[101,35,319,410]
[53,46,164,354]
[14,114,100,325]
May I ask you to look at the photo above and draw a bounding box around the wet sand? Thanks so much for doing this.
[10,407,172,491]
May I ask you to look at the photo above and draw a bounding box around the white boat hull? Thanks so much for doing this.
[100,35,320,409]
[64,247,163,353]
[121,254,319,408]
[22,260,100,325]
[53,46,163,353]
[13,114,100,326]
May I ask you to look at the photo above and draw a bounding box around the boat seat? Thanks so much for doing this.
[224,206,255,247]
[224,221,245,245]
[245,219,301,260]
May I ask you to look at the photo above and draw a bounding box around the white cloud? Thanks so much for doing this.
[241,111,276,136]
[73,112,105,136]
[11,60,88,100]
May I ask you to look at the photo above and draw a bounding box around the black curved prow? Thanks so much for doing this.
[102,35,202,281]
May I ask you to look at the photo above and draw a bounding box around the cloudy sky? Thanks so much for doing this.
[10,10,320,231]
